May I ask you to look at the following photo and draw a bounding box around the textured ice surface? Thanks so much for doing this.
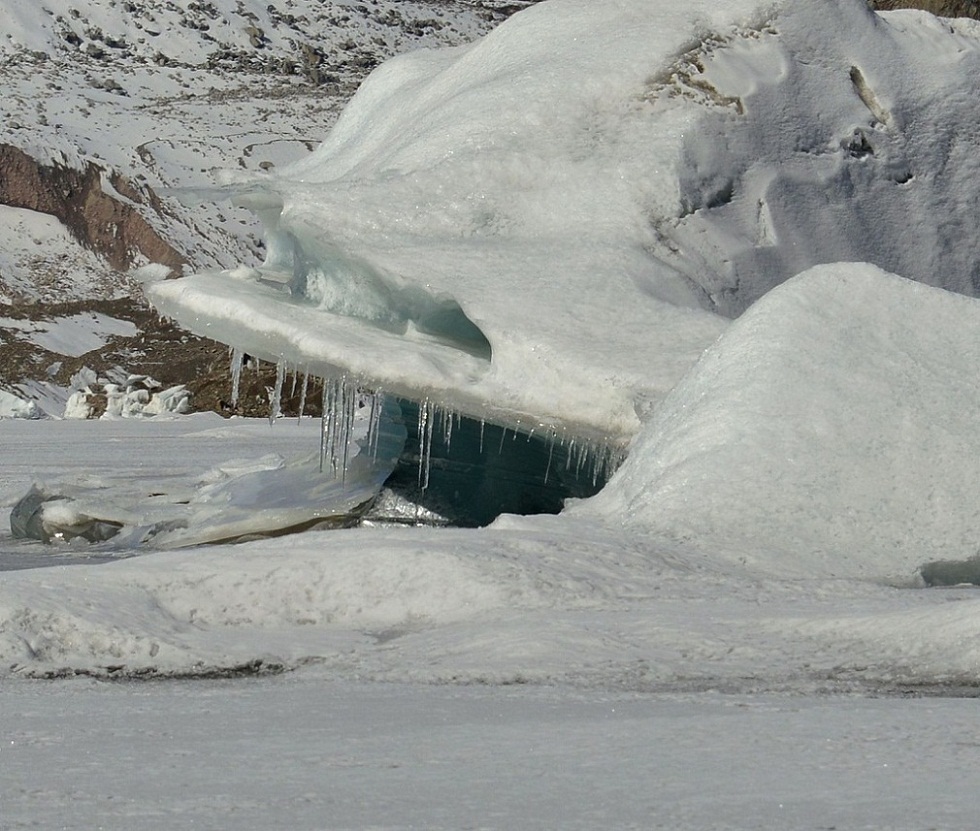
[9,399,407,548]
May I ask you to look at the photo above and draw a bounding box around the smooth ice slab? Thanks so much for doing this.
[10,398,407,548]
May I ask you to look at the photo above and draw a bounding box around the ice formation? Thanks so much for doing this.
[10,397,408,548]
[148,0,980,456]
[0,389,39,419]
[6,0,980,727]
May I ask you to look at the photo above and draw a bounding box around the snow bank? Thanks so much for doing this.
[149,0,980,443]
[584,263,980,580]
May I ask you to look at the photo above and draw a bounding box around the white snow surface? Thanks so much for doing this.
[3,263,980,691]
[149,0,980,441]
[582,263,980,581]
[5,679,980,831]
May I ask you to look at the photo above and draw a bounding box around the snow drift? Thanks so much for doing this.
[583,263,980,581]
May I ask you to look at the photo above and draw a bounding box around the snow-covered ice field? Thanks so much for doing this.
[2,394,980,829]
[5,677,980,830]
[4,0,980,826]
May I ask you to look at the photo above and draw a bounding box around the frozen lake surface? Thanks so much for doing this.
[4,677,980,830]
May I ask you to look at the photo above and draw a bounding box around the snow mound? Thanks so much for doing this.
[583,263,980,581]
[149,0,980,442]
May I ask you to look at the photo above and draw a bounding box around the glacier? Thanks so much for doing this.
[148,0,980,447]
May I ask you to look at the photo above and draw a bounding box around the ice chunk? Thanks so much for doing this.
[0,389,40,419]
[11,397,408,548]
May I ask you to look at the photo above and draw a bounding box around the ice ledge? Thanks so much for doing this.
[146,269,656,445]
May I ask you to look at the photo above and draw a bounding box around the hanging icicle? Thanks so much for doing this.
[367,390,385,459]
[417,398,436,492]
[319,379,331,474]
[269,358,286,425]
[297,371,309,424]
[229,347,244,407]
[543,429,557,485]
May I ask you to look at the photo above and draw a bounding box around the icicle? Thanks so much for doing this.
[230,347,244,407]
[575,442,588,477]
[417,398,436,492]
[328,377,344,477]
[442,406,455,453]
[297,371,309,424]
[269,358,286,425]
[367,390,384,458]
[341,378,356,486]
[290,368,298,399]
[319,379,331,473]
[498,426,509,455]
[417,398,428,489]
[543,430,556,485]
[479,419,486,454]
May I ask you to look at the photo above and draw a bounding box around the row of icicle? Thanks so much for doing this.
[229,349,622,495]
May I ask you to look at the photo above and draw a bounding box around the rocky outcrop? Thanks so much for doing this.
[0,143,186,272]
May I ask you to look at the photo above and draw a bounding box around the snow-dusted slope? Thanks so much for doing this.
[148,0,980,443]
[0,0,536,410]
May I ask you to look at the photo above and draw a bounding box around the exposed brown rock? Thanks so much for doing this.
[0,143,186,273]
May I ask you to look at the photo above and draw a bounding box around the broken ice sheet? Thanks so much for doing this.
[10,397,407,549]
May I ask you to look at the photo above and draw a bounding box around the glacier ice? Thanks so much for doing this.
[140,0,980,531]
[148,0,980,450]
[10,396,409,547]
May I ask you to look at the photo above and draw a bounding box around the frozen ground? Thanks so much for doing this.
[5,677,980,831]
